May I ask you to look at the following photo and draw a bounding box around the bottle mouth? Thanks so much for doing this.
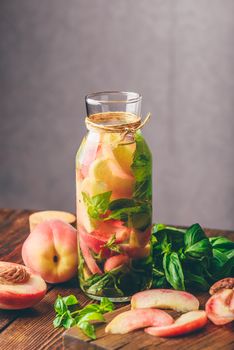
[86,112,141,131]
[85,91,142,105]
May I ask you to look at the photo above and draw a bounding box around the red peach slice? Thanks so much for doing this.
[105,308,174,334]
[205,288,234,325]
[78,226,110,258]
[145,311,207,337]
[104,254,129,272]
[0,262,46,310]
[95,220,130,243]
[131,289,199,312]
[79,236,102,275]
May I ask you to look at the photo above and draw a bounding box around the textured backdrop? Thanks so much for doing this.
[0,0,234,229]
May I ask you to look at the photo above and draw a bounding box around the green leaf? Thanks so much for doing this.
[184,223,206,247]
[209,236,234,258]
[53,315,64,328]
[131,131,152,200]
[102,235,121,254]
[78,321,96,339]
[185,271,210,291]
[184,224,212,260]
[163,252,185,290]
[185,238,213,259]
[79,312,105,323]
[62,316,75,329]
[82,191,112,220]
[63,295,79,306]
[109,198,136,211]
[99,297,115,313]
[54,295,67,315]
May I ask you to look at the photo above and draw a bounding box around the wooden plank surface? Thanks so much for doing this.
[0,209,233,350]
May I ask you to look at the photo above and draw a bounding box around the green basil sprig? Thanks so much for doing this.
[53,295,114,339]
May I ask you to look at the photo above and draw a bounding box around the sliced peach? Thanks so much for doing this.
[145,311,207,337]
[95,220,130,243]
[78,225,111,258]
[89,157,135,198]
[79,237,102,275]
[131,289,199,312]
[205,288,234,325]
[129,227,152,248]
[105,308,174,334]
[104,254,129,272]
[120,243,151,258]
[0,262,46,310]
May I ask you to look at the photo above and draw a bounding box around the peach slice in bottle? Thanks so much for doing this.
[145,311,207,337]
[104,254,129,272]
[205,288,234,325]
[105,308,174,334]
[79,225,111,258]
[131,289,199,312]
[79,236,102,275]
[89,157,135,198]
[0,262,46,310]
[120,243,151,259]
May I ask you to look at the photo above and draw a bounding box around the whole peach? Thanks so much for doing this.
[22,219,77,283]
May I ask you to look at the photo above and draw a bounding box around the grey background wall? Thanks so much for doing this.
[0,0,234,230]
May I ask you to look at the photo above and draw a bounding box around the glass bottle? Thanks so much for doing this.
[76,91,152,301]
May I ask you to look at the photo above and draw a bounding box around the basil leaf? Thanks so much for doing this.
[109,198,136,210]
[184,224,212,260]
[184,223,206,247]
[62,316,75,329]
[82,191,112,219]
[131,131,152,200]
[209,236,234,258]
[54,295,67,315]
[63,295,79,306]
[185,238,212,260]
[184,270,210,291]
[78,321,96,339]
[163,252,185,290]
[53,315,64,328]
[99,297,114,312]
[79,312,105,323]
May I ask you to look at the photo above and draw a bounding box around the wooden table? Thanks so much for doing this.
[0,209,233,350]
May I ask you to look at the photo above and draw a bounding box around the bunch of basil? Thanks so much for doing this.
[151,223,234,291]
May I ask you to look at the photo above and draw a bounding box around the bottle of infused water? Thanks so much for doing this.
[76,91,152,301]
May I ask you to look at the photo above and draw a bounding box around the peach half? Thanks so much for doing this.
[0,262,46,309]
[145,311,207,337]
[205,288,234,325]
[131,289,199,312]
[105,308,174,334]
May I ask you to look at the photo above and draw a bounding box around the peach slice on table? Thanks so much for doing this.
[131,289,199,312]
[104,254,129,272]
[205,288,234,325]
[145,311,207,337]
[79,237,102,275]
[0,262,46,310]
[105,308,174,334]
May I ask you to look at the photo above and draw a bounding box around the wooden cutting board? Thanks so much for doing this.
[63,293,234,350]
